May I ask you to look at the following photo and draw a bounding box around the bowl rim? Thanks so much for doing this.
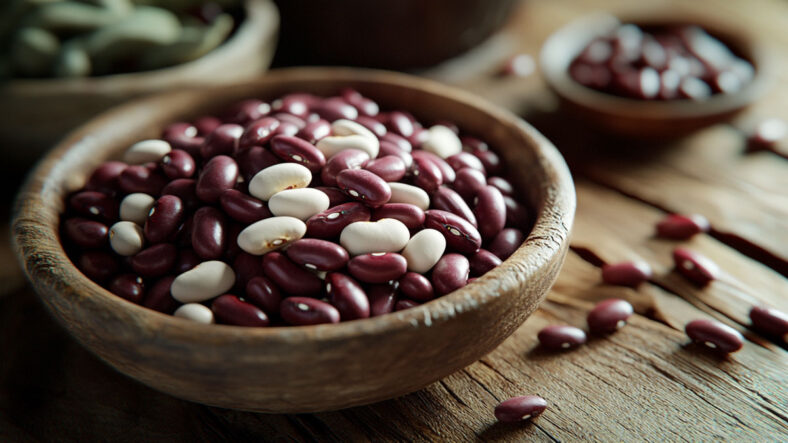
[539,11,774,121]
[13,67,575,346]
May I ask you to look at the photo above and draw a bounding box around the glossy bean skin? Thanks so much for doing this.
[383,111,415,137]
[196,155,238,203]
[160,149,196,179]
[398,272,435,302]
[223,99,271,124]
[85,161,126,194]
[262,252,322,297]
[685,319,744,353]
[431,186,477,227]
[212,294,269,327]
[395,299,420,311]
[432,253,470,296]
[488,228,524,260]
[219,189,271,223]
[191,207,226,260]
[601,261,653,287]
[452,168,487,201]
[286,238,349,272]
[315,186,351,207]
[366,283,398,316]
[144,195,183,244]
[472,148,503,175]
[320,149,369,187]
[342,89,379,117]
[142,276,179,314]
[118,165,168,196]
[175,249,201,274]
[280,297,341,325]
[109,274,145,304]
[749,306,788,343]
[236,146,279,182]
[348,253,407,284]
[424,210,482,254]
[355,116,387,137]
[296,119,331,143]
[504,196,530,228]
[656,214,710,239]
[69,191,119,221]
[306,202,371,239]
[446,152,486,173]
[494,396,547,423]
[587,299,634,333]
[162,123,203,158]
[380,132,412,152]
[239,117,280,148]
[272,94,314,118]
[161,179,200,213]
[313,97,358,121]
[673,247,720,286]
[469,249,503,276]
[201,124,243,158]
[364,156,407,182]
[193,116,222,136]
[412,150,456,183]
[232,252,264,290]
[538,325,587,350]
[325,273,370,320]
[474,185,506,240]
[410,156,443,192]
[378,141,414,168]
[63,217,108,248]
[245,276,282,315]
[131,243,177,277]
[371,203,425,229]
[78,250,119,283]
[337,169,391,207]
[487,176,514,196]
[270,135,327,173]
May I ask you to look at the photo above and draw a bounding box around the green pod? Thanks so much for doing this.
[24,1,130,35]
[138,13,233,70]
[54,41,92,77]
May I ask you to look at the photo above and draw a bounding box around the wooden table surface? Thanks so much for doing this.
[2,0,787,441]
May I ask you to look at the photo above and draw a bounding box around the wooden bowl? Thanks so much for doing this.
[0,0,279,164]
[12,67,575,413]
[539,12,773,139]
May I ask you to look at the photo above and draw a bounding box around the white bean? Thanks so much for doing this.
[422,125,462,159]
[388,182,430,210]
[123,139,171,164]
[237,216,306,255]
[401,228,446,273]
[171,260,235,303]
[119,193,155,225]
[174,303,215,324]
[339,218,410,256]
[316,134,379,159]
[331,119,377,140]
[268,188,329,221]
[248,163,312,201]
[108,221,144,256]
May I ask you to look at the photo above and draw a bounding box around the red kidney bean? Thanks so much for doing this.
[495,396,547,423]
[313,97,358,121]
[424,210,481,254]
[118,165,168,196]
[398,272,435,302]
[262,252,322,297]
[201,123,243,158]
[160,149,196,179]
[175,248,200,274]
[245,276,282,315]
[212,294,269,327]
[348,253,407,284]
[78,250,118,283]
[469,249,502,276]
[673,247,719,286]
[474,185,506,240]
[452,168,487,201]
[364,156,407,182]
[685,319,743,353]
[381,132,412,152]
[432,186,477,227]
[321,149,370,187]
[63,217,108,248]
[487,176,514,196]
[656,214,710,239]
[432,253,470,296]
[314,186,351,207]
[223,99,271,124]
[272,94,314,118]
[161,178,199,213]
[446,152,486,173]
[191,207,226,260]
[142,275,179,314]
[296,118,331,143]
[395,299,420,311]
[131,243,176,277]
[587,298,634,333]
[236,145,280,182]
[461,136,488,152]
[410,156,443,192]
[749,306,788,342]
[196,155,238,203]
[223,221,243,261]
[162,123,203,158]
[384,111,415,137]
[472,149,503,176]
[378,141,414,167]
[355,116,387,137]
[306,202,371,238]
[602,261,652,287]
[273,112,307,129]
[272,121,300,138]
[108,274,145,304]
[325,273,370,320]
[219,189,270,223]
[412,150,455,183]
[366,283,398,316]
[286,238,349,272]
[144,195,183,243]
[337,169,391,207]
[193,116,221,135]
[85,161,126,194]
[371,203,425,229]
[488,228,524,260]
[269,135,326,173]
[280,297,341,325]
[538,325,587,350]
[341,89,379,117]
[503,196,530,228]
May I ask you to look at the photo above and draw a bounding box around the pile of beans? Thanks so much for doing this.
[569,23,754,100]
[60,89,532,327]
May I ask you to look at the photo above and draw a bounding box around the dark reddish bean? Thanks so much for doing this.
[230,252,263,292]
[424,210,482,254]
[306,202,371,238]
[175,248,200,274]
[196,155,238,203]
[503,196,530,228]
[162,122,203,158]
[212,294,269,327]
[193,116,221,135]
[109,274,145,304]
[380,132,412,152]
[487,176,514,196]
[488,228,524,260]
[364,156,407,182]
[223,222,243,261]
[432,253,470,296]
[472,149,503,176]
[144,195,183,243]
[452,168,487,201]
[337,169,391,207]
[446,152,486,173]
[412,150,455,183]
[280,297,341,325]
[495,396,547,423]
[160,149,196,180]
[469,249,502,276]
[367,283,398,316]
[63,217,108,248]
[272,94,314,118]
[191,207,226,260]
[236,145,279,182]
[201,124,243,158]
[313,97,357,121]
[142,276,179,314]
[262,252,322,297]
[245,276,282,315]
[410,156,443,192]
[432,186,477,227]
[587,299,634,333]
[286,239,349,272]
[395,299,420,311]
[325,273,370,320]
[118,165,167,196]
[315,186,351,207]
[85,161,126,193]
[161,178,199,212]
[398,272,435,302]
[371,203,425,229]
[220,189,270,223]
[474,185,506,240]
[749,306,788,342]
[270,135,326,172]
[272,121,299,138]
[78,250,118,283]
[538,325,587,350]
[131,243,176,277]
[273,112,306,129]
[685,319,744,353]
[378,141,413,167]
[341,89,379,117]
[296,119,331,143]
[602,261,652,287]
[383,111,415,137]
[355,115,387,137]
[461,135,488,152]
[223,99,271,124]
[348,253,407,284]
[673,247,719,286]
[321,149,370,187]
[656,214,710,239]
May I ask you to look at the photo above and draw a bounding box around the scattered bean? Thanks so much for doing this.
[494,396,547,423]
[749,306,788,343]
[538,325,587,350]
[601,261,652,287]
[656,214,710,239]
[587,299,634,333]
[673,247,720,286]
[685,319,744,353]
